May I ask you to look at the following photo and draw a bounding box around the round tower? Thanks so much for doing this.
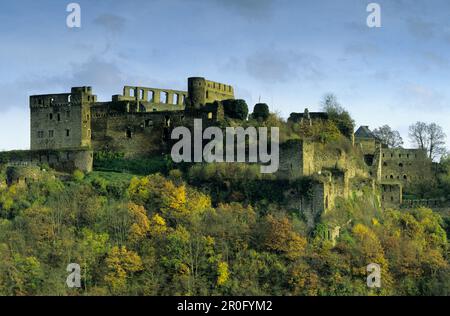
[188,77,206,109]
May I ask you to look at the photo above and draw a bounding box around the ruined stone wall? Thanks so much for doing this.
[312,142,369,181]
[91,104,186,157]
[284,174,349,229]
[0,148,93,173]
[277,140,314,179]
[115,86,187,112]
[401,199,448,209]
[5,165,43,186]
[381,182,403,208]
[379,148,434,189]
[204,79,235,103]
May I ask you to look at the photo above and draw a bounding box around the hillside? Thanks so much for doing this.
[0,162,449,295]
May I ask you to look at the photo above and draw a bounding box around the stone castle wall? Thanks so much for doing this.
[378,148,434,188]
[0,148,93,173]
[30,87,95,151]
[380,182,403,208]
[91,105,186,157]
[114,86,187,112]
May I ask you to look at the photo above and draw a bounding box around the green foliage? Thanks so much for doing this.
[321,94,355,139]
[0,166,448,296]
[252,103,270,121]
[73,170,85,182]
[93,154,170,175]
[222,99,249,120]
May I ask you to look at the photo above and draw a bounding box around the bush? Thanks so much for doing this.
[93,155,169,175]
[252,103,270,121]
[73,170,85,182]
[321,94,355,139]
[223,99,249,120]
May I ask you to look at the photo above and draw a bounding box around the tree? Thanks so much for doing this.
[409,122,447,160]
[104,246,143,293]
[252,103,270,121]
[222,99,249,120]
[263,214,307,261]
[372,125,404,148]
[321,94,355,139]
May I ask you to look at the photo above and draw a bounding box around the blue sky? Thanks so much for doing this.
[1,0,450,150]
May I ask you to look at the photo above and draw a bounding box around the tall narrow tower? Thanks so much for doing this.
[187,77,207,109]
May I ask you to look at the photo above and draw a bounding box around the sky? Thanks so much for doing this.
[0,0,449,151]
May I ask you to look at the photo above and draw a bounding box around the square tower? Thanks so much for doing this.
[30,87,96,150]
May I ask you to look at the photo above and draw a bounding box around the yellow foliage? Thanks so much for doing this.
[185,189,211,214]
[217,261,229,286]
[149,213,168,237]
[127,203,150,243]
[265,214,307,260]
[352,223,387,269]
[104,246,143,293]
[162,181,186,212]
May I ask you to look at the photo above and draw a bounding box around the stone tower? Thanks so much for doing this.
[187,77,207,109]
[187,77,235,109]
[30,86,96,150]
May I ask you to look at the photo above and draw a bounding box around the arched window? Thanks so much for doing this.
[160,92,168,104]
[173,94,179,105]
[148,91,155,102]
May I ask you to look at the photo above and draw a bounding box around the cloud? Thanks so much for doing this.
[397,82,447,111]
[63,58,125,93]
[344,42,380,57]
[93,14,127,34]
[373,71,391,81]
[245,50,324,83]
[188,0,275,19]
[406,17,435,40]
[0,57,126,112]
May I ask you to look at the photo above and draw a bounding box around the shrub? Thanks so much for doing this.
[73,170,85,182]
[222,99,249,120]
[252,103,270,121]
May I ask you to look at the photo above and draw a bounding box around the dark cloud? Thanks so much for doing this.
[245,50,324,83]
[63,58,125,93]
[93,14,127,33]
[0,57,126,112]
[187,0,275,19]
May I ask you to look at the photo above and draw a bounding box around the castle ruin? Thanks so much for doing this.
[0,77,440,232]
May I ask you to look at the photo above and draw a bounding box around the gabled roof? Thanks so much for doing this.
[355,126,376,139]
